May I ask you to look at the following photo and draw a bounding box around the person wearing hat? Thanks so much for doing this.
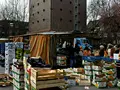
[99,45,105,57]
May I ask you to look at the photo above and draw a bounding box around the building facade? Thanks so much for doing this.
[29,0,86,33]
[0,20,28,37]
[74,0,86,32]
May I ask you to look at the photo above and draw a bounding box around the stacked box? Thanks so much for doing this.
[103,61,117,88]
[92,61,107,88]
[5,42,15,75]
[83,60,93,81]
[23,36,30,58]
[57,56,67,66]
[30,68,66,90]
[23,57,31,90]
[15,42,23,61]
[12,62,24,90]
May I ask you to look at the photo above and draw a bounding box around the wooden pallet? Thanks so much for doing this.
[30,68,66,90]
[31,68,64,81]
[0,74,12,86]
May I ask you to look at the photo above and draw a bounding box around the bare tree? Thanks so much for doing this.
[0,0,29,22]
[100,0,120,44]
[88,0,120,44]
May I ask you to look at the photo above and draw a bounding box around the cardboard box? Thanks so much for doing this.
[85,70,92,75]
[107,79,117,87]
[107,73,117,80]
[13,79,24,89]
[104,63,116,68]
[93,74,107,82]
[13,73,24,82]
[93,70,102,75]
[12,66,24,75]
[5,43,15,50]
[93,81,106,88]
[83,60,92,65]
[103,69,116,75]
[67,79,76,86]
[92,66,102,71]
[84,75,92,80]
[84,65,92,70]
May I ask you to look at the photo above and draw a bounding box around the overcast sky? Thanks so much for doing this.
[0,0,91,5]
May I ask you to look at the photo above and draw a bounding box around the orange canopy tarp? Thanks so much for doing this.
[30,35,50,64]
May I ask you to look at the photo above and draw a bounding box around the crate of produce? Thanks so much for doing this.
[106,73,117,81]
[84,65,92,70]
[85,70,92,76]
[13,79,24,89]
[0,74,12,86]
[31,68,64,81]
[12,73,24,82]
[12,64,24,75]
[93,74,107,82]
[13,85,24,90]
[104,62,116,69]
[93,70,103,75]
[92,81,107,88]
[57,56,67,66]
[102,68,116,75]
[107,79,117,87]
[92,66,103,71]
[83,75,92,80]
[83,60,93,65]
[31,68,66,90]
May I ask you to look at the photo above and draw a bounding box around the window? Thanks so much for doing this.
[60,18,62,21]
[70,1,72,4]
[70,10,72,14]
[69,20,72,22]
[32,14,34,16]
[60,0,62,2]
[78,21,80,23]
[37,20,39,23]
[75,15,77,17]
[32,22,34,24]
[10,23,14,27]
[78,4,80,6]
[37,3,39,6]
[43,9,45,12]
[60,8,62,11]
[50,8,53,10]
[43,19,45,21]
[43,0,45,2]
[37,11,39,14]
[33,5,34,8]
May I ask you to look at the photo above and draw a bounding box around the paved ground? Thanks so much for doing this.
[0,66,118,90]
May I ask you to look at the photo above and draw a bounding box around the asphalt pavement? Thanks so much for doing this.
[0,66,118,90]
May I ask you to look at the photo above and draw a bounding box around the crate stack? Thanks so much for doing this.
[5,42,15,75]
[12,62,24,90]
[23,57,31,90]
[15,42,24,62]
[23,36,30,58]
[30,68,66,90]
[23,37,31,90]
[12,42,24,90]
[57,56,67,66]
[83,60,93,83]
[92,61,107,88]
[103,61,117,88]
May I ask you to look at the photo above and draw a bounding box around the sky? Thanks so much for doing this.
[0,0,91,5]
